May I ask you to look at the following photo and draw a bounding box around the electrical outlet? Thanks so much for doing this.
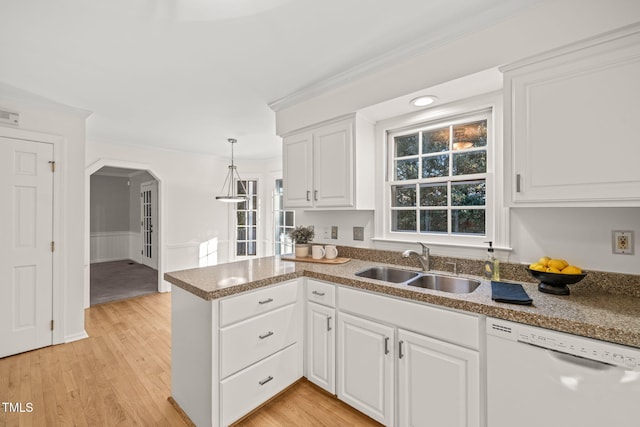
[331,226,338,239]
[353,226,364,241]
[612,230,634,255]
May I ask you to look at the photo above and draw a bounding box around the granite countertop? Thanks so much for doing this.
[164,256,640,349]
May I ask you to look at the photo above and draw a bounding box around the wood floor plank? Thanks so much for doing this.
[1,292,383,427]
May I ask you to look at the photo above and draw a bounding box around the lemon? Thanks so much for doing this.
[529,263,546,272]
[548,259,568,270]
[538,256,551,267]
[561,265,582,275]
[546,266,561,274]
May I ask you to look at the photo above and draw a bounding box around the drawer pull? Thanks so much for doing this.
[384,336,390,355]
[327,316,332,332]
[259,331,274,340]
[399,340,404,359]
[259,375,274,386]
[312,290,325,297]
[258,298,274,305]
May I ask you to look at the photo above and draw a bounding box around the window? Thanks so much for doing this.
[388,112,490,238]
[273,179,295,255]
[236,179,258,256]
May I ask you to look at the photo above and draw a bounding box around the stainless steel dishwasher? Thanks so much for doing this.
[486,317,640,427]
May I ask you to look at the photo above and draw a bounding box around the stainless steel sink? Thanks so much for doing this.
[407,274,481,294]
[355,266,420,283]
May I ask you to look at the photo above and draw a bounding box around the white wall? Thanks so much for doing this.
[274,1,640,275]
[0,82,89,343]
[90,175,130,232]
[86,141,283,285]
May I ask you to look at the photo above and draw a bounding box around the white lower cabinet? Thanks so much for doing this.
[335,285,481,427]
[397,329,480,427]
[306,302,335,393]
[337,312,395,425]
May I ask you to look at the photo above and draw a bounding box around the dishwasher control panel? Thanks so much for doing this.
[487,318,640,370]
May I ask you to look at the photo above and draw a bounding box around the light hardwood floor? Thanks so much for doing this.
[0,292,382,427]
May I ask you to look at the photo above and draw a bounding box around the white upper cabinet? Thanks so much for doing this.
[282,114,374,209]
[503,24,640,206]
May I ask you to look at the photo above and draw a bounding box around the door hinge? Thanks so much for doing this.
[51,241,55,252]
[50,320,54,331]
[48,161,56,172]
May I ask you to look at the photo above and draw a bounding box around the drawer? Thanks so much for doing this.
[220,280,298,327]
[221,343,301,426]
[306,279,336,307]
[338,286,479,350]
[220,303,298,378]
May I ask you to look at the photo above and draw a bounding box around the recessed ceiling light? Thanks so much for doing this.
[410,95,437,107]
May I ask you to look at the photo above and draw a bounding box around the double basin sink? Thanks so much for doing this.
[355,266,480,294]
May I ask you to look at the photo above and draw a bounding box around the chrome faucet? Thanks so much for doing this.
[402,242,430,271]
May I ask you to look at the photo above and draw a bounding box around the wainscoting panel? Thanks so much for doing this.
[91,231,135,263]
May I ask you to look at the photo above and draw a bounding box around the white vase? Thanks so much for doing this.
[295,244,310,258]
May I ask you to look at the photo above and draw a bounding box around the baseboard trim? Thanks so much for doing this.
[65,330,89,343]
[167,396,196,427]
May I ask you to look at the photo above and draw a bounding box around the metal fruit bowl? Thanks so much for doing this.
[526,268,587,295]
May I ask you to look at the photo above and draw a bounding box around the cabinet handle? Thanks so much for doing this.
[259,376,274,386]
[258,298,274,305]
[399,340,404,359]
[259,331,274,339]
[516,174,521,193]
[314,190,318,201]
[306,190,311,201]
[327,316,332,332]
[312,290,325,296]
[384,337,390,355]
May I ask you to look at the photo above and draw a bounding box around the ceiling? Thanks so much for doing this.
[0,0,537,159]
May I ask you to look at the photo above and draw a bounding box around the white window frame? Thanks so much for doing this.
[233,176,260,259]
[374,92,509,251]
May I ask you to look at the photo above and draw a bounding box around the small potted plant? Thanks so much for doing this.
[290,225,315,258]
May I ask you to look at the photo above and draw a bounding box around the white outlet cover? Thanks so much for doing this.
[612,230,634,255]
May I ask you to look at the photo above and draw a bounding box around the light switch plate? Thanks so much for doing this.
[612,230,634,255]
[353,226,364,241]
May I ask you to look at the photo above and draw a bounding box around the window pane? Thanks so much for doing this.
[395,134,419,157]
[422,155,449,178]
[453,151,486,176]
[452,209,485,235]
[237,180,247,195]
[420,210,447,233]
[420,184,447,206]
[395,159,419,180]
[451,180,486,206]
[237,242,246,255]
[237,227,246,240]
[249,227,257,240]
[247,242,256,256]
[285,211,294,226]
[237,211,246,225]
[453,120,487,150]
[392,210,416,232]
[391,185,416,207]
[422,128,449,154]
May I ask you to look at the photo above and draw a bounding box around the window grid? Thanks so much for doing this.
[273,179,295,255]
[389,117,488,236]
[236,179,258,257]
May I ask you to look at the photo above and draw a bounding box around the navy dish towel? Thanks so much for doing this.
[491,281,533,305]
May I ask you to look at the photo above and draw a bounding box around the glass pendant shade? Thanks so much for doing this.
[216,138,248,203]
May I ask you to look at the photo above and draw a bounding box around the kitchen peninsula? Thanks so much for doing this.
[165,250,640,426]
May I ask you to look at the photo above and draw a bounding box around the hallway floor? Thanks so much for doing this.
[90,260,158,306]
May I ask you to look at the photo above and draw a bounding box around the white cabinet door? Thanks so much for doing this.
[504,27,640,206]
[313,119,353,207]
[397,329,480,427]
[306,302,335,393]
[337,312,394,426]
[282,132,313,208]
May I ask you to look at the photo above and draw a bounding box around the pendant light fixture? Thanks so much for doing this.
[216,138,249,203]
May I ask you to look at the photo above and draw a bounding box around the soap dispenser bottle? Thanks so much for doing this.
[484,241,500,281]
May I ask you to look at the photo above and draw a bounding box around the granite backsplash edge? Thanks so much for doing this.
[335,245,640,298]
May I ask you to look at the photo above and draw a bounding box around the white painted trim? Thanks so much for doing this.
[0,126,73,346]
[85,158,167,308]
[64,331,89,344]
[90,231,138,263]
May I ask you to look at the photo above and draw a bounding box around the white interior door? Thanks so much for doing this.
[140,180,158,270]
[0,136,54,358]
